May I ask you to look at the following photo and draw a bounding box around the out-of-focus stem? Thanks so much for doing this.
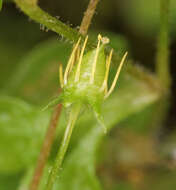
[156,0,171,90]
[29,103,62,190]
[79,0,100,35]
[14,0,80,42]
[45,104,81,190]
[25,0,101,188]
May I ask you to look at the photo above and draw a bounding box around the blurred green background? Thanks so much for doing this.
[1,0,176,190]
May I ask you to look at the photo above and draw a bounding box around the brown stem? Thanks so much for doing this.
[29,103,62,190]
[29,0,100,189]
[79,0,100,35]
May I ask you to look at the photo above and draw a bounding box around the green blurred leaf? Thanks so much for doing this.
[0,173,22,190]
[0,8,48,88]
[119,101,165,135]
[0,96,49,173]
[145,169,176,190]
[112,182,135,190]
[3,38,72,105]
[121,0,176,37]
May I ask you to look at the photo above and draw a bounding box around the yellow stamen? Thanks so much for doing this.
[69,47,80,74]
[90,34,102,84]
[68,53,75,75]
[64,37,81,84]
[75,35,88,82]
[105,52,128,99]
[59,63,64,88]
[100,49,113,92]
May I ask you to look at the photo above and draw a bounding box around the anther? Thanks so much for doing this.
[101,36,109,44]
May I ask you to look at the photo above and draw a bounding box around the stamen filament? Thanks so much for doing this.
[64,38,81,84]
[75,35,88,82]
[69,47,80,74]
[59,63,64,88]
[105,52,128,99]
[100,49,113,92]
[90,34,102,84]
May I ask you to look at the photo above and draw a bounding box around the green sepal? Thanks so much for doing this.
[92,104,107,134]
[42,95,62,111]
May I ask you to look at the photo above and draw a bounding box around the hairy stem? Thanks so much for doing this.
[45,104,81,190]
[79,0,100,35]
[156,0,171,90]
[14,0,80,42]
[29,103,62,190]
[25,0,100,188]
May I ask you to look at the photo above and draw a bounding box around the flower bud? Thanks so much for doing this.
[45,34,127,132]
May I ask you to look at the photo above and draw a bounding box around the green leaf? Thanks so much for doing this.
[119,101,163,135]
[0,96,49,173]
[0,8,48,88]
[3,38,72,105]
[122,0,176,37]
[0,173,22,190]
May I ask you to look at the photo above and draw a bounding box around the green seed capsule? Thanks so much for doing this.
[45,35,127,190]
[63,39,106,105]
[45,34,127,132]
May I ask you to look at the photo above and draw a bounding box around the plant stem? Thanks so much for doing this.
[26,0,100,188]
[13,0,161,189]
[156,0,171,90]
[29,103,62,190]
[45,104,81,190]
[79,0,100,35]
[14,0,80,42]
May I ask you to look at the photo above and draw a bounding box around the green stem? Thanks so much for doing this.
[14,0,80,42]
[79,0,100,35]
[0,0,3,11]
[156,0,171,90]
[45,104,81,190]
